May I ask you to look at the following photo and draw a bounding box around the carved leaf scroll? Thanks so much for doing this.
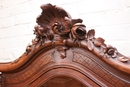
[24,3,130,62]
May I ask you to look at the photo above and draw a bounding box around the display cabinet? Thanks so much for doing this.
[0,4,130,87]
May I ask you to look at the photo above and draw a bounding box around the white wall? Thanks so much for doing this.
[0,0,130,62]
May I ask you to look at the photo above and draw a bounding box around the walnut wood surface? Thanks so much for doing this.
[0,3,130,87]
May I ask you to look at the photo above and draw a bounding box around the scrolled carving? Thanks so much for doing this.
[52,18,71,35]
[25,4,88,58]
[24,3,130,63]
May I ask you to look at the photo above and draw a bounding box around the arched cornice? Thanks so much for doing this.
[0,3,130,75]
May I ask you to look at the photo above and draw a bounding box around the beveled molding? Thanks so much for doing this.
[0,3,130,74]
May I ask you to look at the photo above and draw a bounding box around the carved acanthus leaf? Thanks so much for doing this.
[86,29,95,51]
[118,56,130,63]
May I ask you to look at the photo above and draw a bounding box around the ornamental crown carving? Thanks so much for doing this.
[0,3,130,75]
[25,3,130,63]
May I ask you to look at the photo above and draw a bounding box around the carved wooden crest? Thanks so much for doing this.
[24,4,130,62]
[0,3,130,87]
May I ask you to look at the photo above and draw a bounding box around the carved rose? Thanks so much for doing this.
[105,45,117,58]
[70,23,86,40]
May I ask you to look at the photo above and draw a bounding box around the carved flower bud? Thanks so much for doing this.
[105,45,117,58]
[34,25,48,36]
[93,37,105,47]
[25,44,32,55]
[71,23,86,40]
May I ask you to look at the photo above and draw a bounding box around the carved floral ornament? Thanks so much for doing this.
[25,4,130,62]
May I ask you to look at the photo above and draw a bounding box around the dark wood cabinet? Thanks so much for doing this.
[0,3,130,87]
